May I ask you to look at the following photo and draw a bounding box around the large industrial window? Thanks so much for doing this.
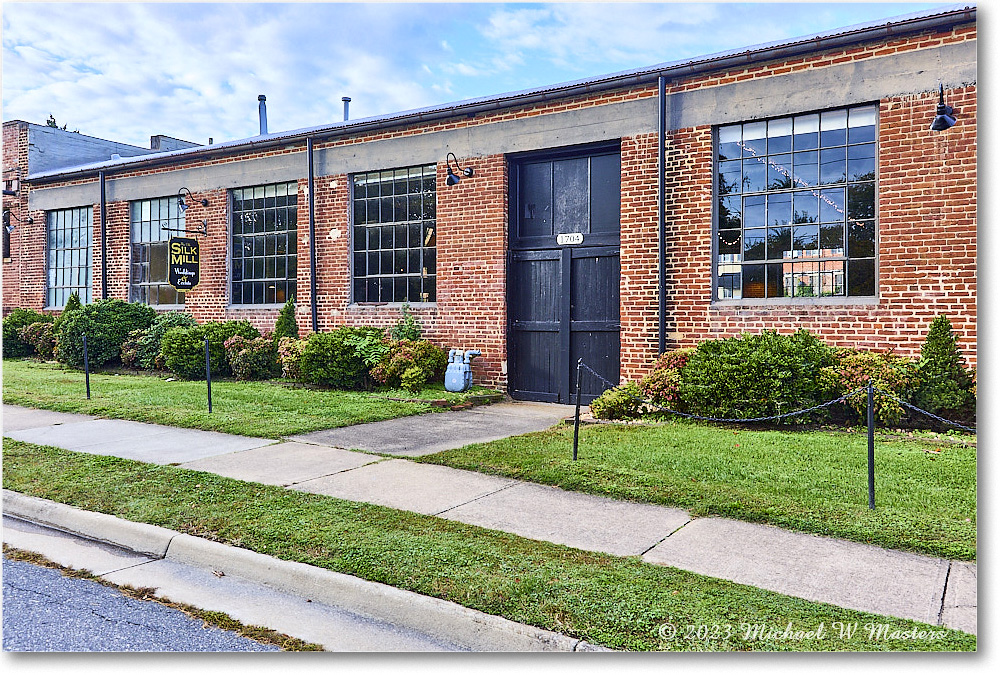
[130,197,185,306]
[46,206,92,307]
[231,182,298,305]
[352,165,436,303]
[715,105,877,300]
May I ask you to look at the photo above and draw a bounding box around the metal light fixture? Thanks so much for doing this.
[2,209,33,233]
[445,152,474,186]
[177,187,208,212]
[930,83,957,131]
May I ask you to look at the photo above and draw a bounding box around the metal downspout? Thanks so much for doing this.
[99,170,107,299]
[657,76,666,354]
[307,137,318,332]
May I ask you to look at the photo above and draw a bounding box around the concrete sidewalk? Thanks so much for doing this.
[2,403,977,636]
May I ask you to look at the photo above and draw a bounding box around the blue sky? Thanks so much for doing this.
[2,2,949,148]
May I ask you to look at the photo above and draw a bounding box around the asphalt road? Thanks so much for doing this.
[2,556,280,652]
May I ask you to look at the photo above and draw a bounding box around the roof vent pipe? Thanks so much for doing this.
[258,95,268,135]
[342,97,351,121]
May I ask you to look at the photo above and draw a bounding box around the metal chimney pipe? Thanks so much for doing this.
[342,97,351,121]
[258,95,268,135]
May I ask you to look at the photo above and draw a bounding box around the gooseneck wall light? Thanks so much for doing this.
[177,187,209,212]
[445,152,474,186]
[167,187,209,235]
[930,83,957,131]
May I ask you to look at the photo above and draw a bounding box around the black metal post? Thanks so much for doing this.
[82,333,91,399]
[100,171,108,299]
[205,338,213,413]
[657,75,667,355]
[572,358,583,461]
[867,381,875,510]
[307,136,318,333]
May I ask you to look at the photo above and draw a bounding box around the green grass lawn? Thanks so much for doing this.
[1,359,497,438]
[417,421,976,560]
[2,439,975,651]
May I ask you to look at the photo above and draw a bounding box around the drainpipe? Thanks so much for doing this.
[99,170,108,299]
[657,76,666,354]
[307,136,318,332]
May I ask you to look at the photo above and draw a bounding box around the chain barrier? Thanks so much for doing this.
[578,361,862,424]
[872,387,976,434]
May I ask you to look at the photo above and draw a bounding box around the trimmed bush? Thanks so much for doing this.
[912,315,975,422]
[276,337,307,380]
[54,299,156,368]
[299,326,385,389]
[160,320,260,380]
[17,321,56,359]
[678,330,834,423]
[273,297,299,342]
[389,301,422,341]
[3,308,53,358]
[590,382,648,420]
[819,349,918,426]
[225,334,279,381]
[136,311,197,370]
[52,292,82,336]
[161,326,225,379]
[370,339,448,391]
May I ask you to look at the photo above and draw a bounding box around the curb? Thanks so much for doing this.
[3,490,606,652]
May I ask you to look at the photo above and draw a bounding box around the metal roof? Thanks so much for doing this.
[25,3,975,183]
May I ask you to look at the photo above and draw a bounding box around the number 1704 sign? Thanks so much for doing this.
[168,237,200,291]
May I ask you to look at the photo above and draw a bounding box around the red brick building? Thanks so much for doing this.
[2,6,977,402]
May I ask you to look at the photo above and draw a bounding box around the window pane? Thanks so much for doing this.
[848,258,875,296]
[743,264,766,298]
[819,188,846,223]
[743,195,765,229]
[742,121,766,156]
[793,114,819,151]
[848,220,875,258]
[718,125,742,161]
[719,160,741,195]
[767,154,792,190]
[848,143,876,182]
[767,193,791,227]
[820,109,848,146]
[820,147,846,184]
[744,229,766,261]
[743,157,766,193]
[793,191,818,224]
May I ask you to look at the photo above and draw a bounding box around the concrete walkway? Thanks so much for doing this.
[2,403,977,636]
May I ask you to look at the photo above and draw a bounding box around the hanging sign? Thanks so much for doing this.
[556,233,584,246]
[168,237,200,291]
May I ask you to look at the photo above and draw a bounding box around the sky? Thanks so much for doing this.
[1,1,953,148]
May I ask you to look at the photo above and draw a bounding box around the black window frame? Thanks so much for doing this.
[45,206,92,308]
[229,181,299,307]
[350,164,437,304]
[129,196,186,307]
[712,104,878,303]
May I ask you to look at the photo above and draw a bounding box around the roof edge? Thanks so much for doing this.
[25,3,976,185]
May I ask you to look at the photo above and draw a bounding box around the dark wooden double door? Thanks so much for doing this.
[508,144,621,404]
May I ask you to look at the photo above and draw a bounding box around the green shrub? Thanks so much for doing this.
[52,292,82,335]
[819,349,918,426]
[370,339,447,390]
[136,311,197,370]
[400,365,427,393]
[54,299,156,368]
[590,382,648,420]
[273,297,299,342]
[389,301,422,341]
[17,321,56,359]
[299,326,385,389]
[161,326,225,380]
[3,308,53,358]
[276,337,308,380]
[224,334,278,381]
[120,328,147,368]
[912,315,975,422]
[678,330,834,423]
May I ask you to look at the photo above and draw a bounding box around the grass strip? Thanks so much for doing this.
[3,545,322,651]
[1,359,447,438]
[416,422,976,561]
[3,439,975,652]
